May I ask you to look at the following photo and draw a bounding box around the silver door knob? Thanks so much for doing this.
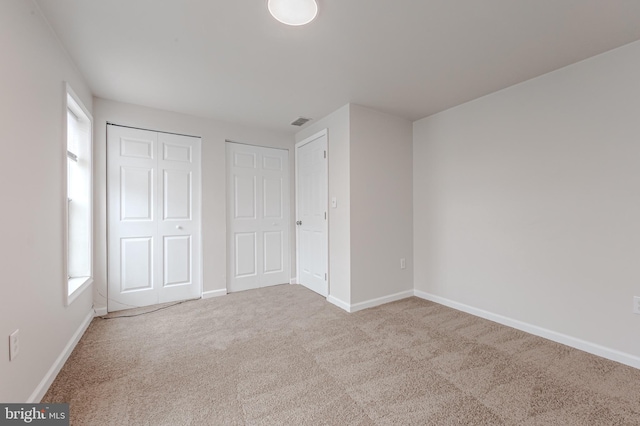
[296,221,302,226]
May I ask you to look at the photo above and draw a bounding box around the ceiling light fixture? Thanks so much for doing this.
[268,0,318,26]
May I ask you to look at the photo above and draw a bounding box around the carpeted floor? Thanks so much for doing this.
[43,284,640,425]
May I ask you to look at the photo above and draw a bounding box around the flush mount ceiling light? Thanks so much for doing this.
[268,0,318,26]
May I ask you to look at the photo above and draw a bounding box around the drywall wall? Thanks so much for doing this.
[414,40,640,360]
[295,105,351,305]
[295,104,413,309]
[349,105,413,304]
[93,98,294,312]
[0,0,94,402]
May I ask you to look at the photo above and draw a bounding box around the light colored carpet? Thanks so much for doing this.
[43,284,640,425]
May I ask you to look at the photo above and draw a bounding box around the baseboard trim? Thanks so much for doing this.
[202,289,227,299]
[413,290,640,370]
[290,277,297,285]
[327,295,351,312]
[28,309,94,403]
[350,290,415,313]
[93,306,107,317]
[327,290,414,313]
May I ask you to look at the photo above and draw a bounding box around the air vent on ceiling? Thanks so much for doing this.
[291,117,312,126]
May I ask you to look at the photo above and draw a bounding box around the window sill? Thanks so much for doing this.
[67,276,93,306]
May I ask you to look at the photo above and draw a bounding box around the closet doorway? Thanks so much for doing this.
[226,142,290,292]
[107,124,202,311]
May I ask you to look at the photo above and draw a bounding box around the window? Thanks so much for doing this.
[65,84,93,304]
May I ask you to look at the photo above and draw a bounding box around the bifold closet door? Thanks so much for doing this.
[227,142,290,292]
[107,125,201,312]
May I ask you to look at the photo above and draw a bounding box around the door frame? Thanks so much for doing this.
[295,129,329,296]
[106,123,203,312]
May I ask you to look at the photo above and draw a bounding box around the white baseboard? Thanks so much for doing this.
[202,289,227,299]
[93,306,107,317]
[350,290,414,313]
[290,277,297,285]
[28,309,94,403]
[413,290,640,370]
[327,290,414,313]
[327,295,351,312]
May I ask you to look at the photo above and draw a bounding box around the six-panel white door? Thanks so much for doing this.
[107,125,201,311]
[295,130,328,297]
[227,142,290,292]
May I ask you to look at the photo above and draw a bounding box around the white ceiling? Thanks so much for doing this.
[36,0,640,133]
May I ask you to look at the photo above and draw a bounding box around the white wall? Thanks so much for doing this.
[295,105,351,304]
[350,105,413,304]
[0,0,94,402]
[414,40,640,361]
[93,98,294,311]
[296,104,413,308]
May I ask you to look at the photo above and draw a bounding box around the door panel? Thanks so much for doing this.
[263,178,283,220]
[235,175,257,219]
[121,137,154,159]
[296,130,328,297]
[108,125,201,311]
[227,142,290,292]
[120,237,153,291]
[163,143,191,162]
[163,170,191,220]
[235,232,257,278]
[163,235,191,286]
[300,229,311,275]
[263,155,282,170]
[120,167,154,221]
[234,151,256,168]
[263,231,283,273]
[157,132,201,304]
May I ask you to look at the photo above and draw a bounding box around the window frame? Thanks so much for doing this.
[64,83,93,306]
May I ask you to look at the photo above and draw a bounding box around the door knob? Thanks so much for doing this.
[296,221,302,226]
[176,225,183,230]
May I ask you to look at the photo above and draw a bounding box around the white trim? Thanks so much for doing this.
[327,290,414,313]
[327,295,351,312]
[28,309,94,403]
[64,82,93,307]
[295,128,328,148]
[197,140,204,303]
[93,306,108,317]
[413,290,640,370]
[290,277,297,284]
[349,290,414,313]
[67,277,93,305]
[65,83,92,121]
[202,289,227,299]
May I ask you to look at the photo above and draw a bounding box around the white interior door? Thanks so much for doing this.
[227,142,290,292]
[295,130,328,297]
[107,125,201,311]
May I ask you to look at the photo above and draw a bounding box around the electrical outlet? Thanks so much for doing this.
[9,329,19,361]
[634,296,640,315]
[400,258,406,269]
